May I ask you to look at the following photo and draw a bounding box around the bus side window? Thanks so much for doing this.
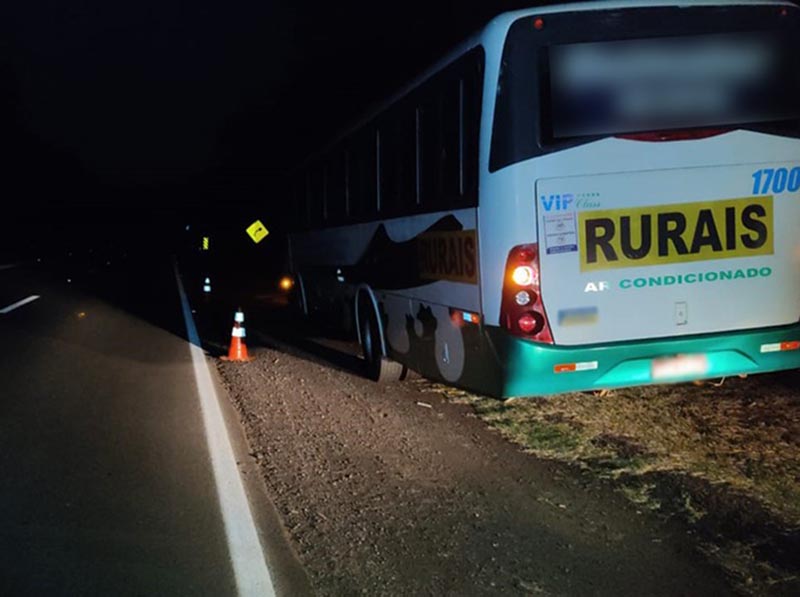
[290,177,303,229]
[461,54,483,206]
[378,107,415,218]
[419,77,460,209]
[346,140,360,219]
[308,166,325,227]
[367,130,378,217]
[296,46,484,225]
[350,131,377,220]
[348,139,363,219]
[419,95,438,208]
[344,150,351,218]
[414,107,422,206]
[304,173,313,228]
[321,164,329,222]
[397,108,416,213]
[328,150,346,225]
[373,129,381,215]
[462,58,483,205]
[379,121,398,216]
[442,78,461,204]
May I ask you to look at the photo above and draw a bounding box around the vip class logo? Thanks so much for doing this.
[578,196,773,272]
[540,193,574,211]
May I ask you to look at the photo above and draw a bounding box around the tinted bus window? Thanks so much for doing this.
[396,109,416,211]
[291,177,305,228]
[350,130,377,218]
[379,123,397,214]
[419,96,438,207]
[549,33,798,140]
[441,79,461,202]
[379,108,416,217]
[307,167,324,226]
[461,54,483,204]
[490,5,800,172]
[328,151,346,223]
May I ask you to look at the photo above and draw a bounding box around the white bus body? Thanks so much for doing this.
[288,0,800,397]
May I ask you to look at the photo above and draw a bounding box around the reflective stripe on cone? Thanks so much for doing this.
[221,314,254,362]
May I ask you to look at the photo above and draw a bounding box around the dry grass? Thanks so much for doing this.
[424,373,800,525]
[417,371,800,594]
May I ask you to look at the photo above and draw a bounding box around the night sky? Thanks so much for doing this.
[1,1,546,256]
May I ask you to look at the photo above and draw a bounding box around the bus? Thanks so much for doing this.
[287,0,800,398]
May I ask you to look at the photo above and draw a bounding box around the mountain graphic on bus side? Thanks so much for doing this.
[342,215,477,289]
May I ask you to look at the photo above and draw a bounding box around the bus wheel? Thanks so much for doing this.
[359,303,405,383]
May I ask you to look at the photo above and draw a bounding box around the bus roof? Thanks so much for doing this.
[515,0,793,14]
[292,0,796,172]
[489,0,794,28]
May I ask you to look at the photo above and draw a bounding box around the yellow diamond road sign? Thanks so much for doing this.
[246,220,269,243]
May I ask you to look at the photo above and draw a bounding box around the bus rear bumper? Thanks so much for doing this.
[486,323,800,398]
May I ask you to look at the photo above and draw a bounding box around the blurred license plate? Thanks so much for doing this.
[651,354,708,380]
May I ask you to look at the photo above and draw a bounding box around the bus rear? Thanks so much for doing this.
[480,1,800,397]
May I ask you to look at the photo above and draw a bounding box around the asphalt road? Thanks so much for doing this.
[0,255,306,596]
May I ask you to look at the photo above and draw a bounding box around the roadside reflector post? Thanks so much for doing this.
[202,276,213,304]
[221,309,254,362]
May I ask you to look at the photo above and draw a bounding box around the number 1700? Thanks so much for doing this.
[752,167,800,195]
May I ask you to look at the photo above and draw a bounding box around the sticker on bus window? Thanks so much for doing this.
[544,212,578,255]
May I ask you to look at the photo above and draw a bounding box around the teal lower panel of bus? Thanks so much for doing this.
[485,323,800,398]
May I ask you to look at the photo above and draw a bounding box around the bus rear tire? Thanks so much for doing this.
[359,302,405,383]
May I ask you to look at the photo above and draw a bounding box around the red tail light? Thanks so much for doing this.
[616,128,729,142]
[500,243,553,343]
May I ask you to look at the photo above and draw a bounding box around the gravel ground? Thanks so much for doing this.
[214,330,735,596]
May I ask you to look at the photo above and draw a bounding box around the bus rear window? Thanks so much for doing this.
[490,4,800,172]
[548,33,799,140]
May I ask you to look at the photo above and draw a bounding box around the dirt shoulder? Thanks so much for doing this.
[431,375,800,596]
[212,328,737,596]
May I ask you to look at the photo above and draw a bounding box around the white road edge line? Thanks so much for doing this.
[173,260,276,597]
[0,263,19,271]
[0,295,41,314]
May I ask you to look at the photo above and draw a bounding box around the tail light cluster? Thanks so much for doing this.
[500,243,553,343]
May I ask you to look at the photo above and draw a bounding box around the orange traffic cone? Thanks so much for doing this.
[221,309,254,362]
